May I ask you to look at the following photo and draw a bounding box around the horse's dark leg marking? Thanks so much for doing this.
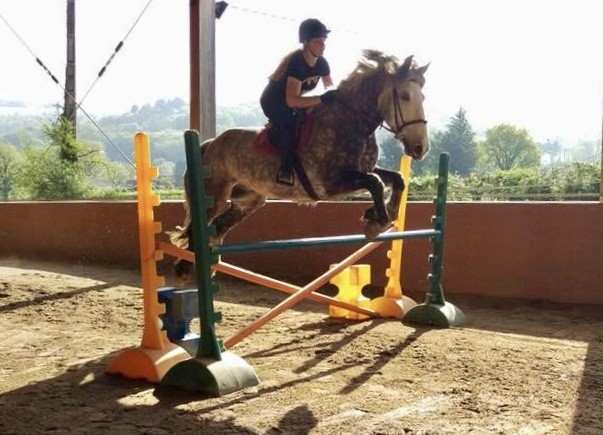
[372,167,405,221]
[205,180,233,224]
[340,169,389,238]
[212,187,266,243]
[174,177,232,284]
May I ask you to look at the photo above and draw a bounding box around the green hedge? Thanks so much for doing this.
[408,163,600,201]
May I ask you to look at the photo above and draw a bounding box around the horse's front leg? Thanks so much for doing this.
[341,169,389,239]
[372,167,405,222]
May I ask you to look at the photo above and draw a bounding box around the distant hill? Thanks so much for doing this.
[0,98,267,166]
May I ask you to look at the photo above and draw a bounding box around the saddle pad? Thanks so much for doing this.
[253,112,314,156]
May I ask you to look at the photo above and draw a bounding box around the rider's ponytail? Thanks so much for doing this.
[267,50,298,82]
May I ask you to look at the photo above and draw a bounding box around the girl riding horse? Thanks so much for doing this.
[172,50,430,282]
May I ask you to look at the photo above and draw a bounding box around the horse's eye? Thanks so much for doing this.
[399,90,410,101]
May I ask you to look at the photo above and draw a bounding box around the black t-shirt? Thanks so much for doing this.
[261,49,330,117]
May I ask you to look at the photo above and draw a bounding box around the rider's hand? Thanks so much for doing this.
[320,90,338,105]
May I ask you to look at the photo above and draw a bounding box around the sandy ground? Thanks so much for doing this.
[0,257,602,435]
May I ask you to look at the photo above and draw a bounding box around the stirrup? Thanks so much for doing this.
[276,166,295,186]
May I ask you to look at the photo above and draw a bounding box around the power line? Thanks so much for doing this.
[0,10,60,85]
[224,1,362,36]
[78,0,155,107]
[225,3,297,23]
[0,4,135,167]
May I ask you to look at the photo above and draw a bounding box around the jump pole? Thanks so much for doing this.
[106,133,189,383]
[223,233,393,348]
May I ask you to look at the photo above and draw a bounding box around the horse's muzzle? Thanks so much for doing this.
[411,143,427,160]
[401,137,428,160]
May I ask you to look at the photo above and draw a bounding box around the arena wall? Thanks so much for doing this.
[1,201,601,305]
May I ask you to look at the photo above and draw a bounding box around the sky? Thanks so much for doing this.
[0,0,602,146]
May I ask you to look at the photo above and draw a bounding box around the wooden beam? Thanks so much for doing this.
[189,0,216,140]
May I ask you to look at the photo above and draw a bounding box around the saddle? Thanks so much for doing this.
[253,111,315,156]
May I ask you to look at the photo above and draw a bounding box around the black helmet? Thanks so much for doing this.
[298,18,330,43]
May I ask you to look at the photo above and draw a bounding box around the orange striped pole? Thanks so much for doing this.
[223,230,392,348]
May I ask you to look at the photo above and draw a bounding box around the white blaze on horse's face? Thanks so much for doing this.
[378,61,430,161]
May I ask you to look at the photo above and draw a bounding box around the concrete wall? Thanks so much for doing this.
[1,200,602,305]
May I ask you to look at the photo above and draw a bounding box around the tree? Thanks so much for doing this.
[17,144,90,199]
[16,117,104,199]
[44,116,87,163]
[0,142,21,199]
[479,124,541,170]
[410,108,476,175]
[439,108,476,176]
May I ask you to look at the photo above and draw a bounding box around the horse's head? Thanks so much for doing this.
[378,55,430,160]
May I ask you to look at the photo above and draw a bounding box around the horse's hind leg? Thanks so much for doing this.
[212,187,266,243]
[173,177,232,284]
[372,167,405,221]
[340,169,390,239]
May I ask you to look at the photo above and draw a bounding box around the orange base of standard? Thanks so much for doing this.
[369,295,418,319]
[106,343,190,383]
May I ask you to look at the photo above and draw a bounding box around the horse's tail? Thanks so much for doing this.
[169,139,209,250]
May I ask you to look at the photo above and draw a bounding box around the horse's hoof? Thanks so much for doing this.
[174,260,194,286]
[363,207,379,221]
[363,220,386,240]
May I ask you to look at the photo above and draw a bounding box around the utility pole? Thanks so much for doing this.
[63,0,77,136]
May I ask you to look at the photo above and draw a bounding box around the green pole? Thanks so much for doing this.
[212,229,440,255]
[161,130,260,395]
[183,130,223,360]
[403,152,466,327]
[427,152,449,305]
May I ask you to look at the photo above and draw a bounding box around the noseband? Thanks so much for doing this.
[381,87,427,139]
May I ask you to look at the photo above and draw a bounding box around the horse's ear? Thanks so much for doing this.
[397,55,414,77]
[416,62,430,76]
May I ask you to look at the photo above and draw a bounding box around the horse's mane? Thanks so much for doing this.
[338,49,424,94]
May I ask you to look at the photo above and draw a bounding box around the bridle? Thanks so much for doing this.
[339,85,427,138]
[381,87,427,139]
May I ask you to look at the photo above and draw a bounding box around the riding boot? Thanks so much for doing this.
[276,128,296,186]
[276,149,295,186]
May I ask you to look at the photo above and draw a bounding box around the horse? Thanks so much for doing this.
[171,50,430,281]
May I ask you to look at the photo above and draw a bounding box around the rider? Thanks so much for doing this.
[260,18,338,186]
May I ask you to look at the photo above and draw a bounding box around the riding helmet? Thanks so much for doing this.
[298,18,330,43]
